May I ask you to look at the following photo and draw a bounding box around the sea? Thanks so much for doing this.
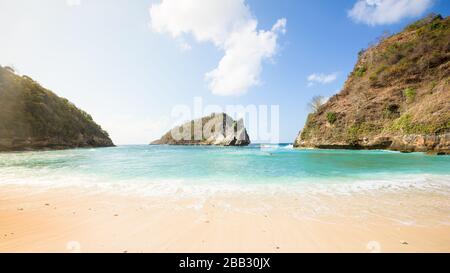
[1,144,449,198]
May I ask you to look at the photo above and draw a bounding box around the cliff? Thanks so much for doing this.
[295,15,450,155]
[0,66,114,151]
[151,113,250,146]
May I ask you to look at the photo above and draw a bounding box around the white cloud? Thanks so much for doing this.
[178,40,192,52]
[348,0,433,26]
[149,0,286,96]
[66,0,81,7]
[307,73,338,87]
[272,18,287,34]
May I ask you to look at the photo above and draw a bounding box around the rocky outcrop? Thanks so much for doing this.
[295,15,450,155]
[151,113,250,146]
[295,133,450,154]
[0,66,114,151]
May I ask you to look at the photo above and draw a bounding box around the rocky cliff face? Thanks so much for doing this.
[0,66,114,151]
[151,113,250,146]
[295,15,450,155]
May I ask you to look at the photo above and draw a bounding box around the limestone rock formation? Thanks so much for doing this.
[151,113,250,146]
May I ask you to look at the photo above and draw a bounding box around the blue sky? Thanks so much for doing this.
[1,0,449,144]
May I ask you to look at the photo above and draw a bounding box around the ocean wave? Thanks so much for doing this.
[1,169,449,199]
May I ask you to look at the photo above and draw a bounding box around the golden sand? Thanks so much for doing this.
[0,185,449,253]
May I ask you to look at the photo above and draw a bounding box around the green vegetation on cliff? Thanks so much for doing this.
[296,14,450,154]
[0,66,114,151]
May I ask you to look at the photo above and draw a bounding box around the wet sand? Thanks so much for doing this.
[1,185,449,253]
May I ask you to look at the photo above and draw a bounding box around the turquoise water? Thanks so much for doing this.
[0,145,449,195]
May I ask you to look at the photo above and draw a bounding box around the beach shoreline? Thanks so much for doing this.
[1,184,449,253]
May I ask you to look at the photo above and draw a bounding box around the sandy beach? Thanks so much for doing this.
[1,184,449,253]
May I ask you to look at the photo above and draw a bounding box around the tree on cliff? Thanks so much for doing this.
[308,96,327,113]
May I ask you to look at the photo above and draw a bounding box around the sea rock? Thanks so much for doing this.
[295,15,450,155]
[151,113,250,146]
[0,66,114,151]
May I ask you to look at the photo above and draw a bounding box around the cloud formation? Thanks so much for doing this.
[66,0,81,7]
[348,0,433,26]
[150,0,286,96]
[307,73,338,87]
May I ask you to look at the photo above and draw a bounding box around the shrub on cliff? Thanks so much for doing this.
[326,112,337,124]
[403,88,417,103]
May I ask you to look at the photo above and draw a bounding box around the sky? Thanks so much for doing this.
[0,0,449,144]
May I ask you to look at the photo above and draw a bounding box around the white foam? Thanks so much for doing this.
[1,167,450,199]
